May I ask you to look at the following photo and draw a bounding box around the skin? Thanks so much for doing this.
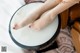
[13,0,80,30]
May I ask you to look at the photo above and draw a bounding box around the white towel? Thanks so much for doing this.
[0,0,25,53]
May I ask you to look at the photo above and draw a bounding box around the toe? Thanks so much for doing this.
[13,23,20,30]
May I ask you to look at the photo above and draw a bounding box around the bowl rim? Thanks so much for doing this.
[9,1,61,51]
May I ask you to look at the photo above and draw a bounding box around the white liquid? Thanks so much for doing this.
[10,3,58,46]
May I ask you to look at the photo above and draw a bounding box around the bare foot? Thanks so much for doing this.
[29,11,56,31]
[13,11,40,30]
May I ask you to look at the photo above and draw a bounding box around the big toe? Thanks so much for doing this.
[13,24,21,30]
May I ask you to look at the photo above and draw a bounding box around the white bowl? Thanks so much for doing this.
[9,2,61,50]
